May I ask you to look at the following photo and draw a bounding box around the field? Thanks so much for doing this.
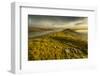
[28,28,88,60]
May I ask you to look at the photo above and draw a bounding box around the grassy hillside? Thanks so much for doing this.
[28,29,88,60]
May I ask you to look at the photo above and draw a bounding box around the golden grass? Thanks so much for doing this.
[28,29,88,60]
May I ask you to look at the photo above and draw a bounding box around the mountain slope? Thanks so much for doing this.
[28,29,88,60]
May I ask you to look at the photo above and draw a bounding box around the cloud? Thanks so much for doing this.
[28,15,88,28]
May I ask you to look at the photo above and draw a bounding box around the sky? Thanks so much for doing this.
[28,15,88,29]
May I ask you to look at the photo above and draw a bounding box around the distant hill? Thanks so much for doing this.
[28,27,57,32]
[28,29,88,60]
[28,25,87,32]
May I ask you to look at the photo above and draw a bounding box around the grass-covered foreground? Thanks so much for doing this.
[28,29,88,60]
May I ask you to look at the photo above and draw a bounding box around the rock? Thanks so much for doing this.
[65,48,70,53]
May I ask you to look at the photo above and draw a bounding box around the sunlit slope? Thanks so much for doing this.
[28,29,88,60]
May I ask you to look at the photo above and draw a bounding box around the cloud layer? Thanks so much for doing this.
[28,15,88,28]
